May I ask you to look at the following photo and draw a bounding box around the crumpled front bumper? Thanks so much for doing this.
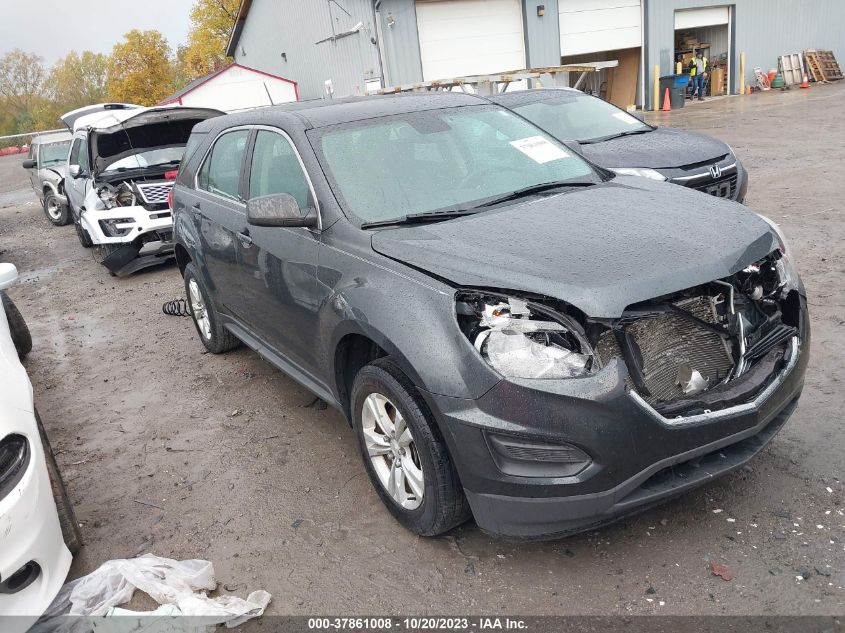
[425,297,809,540]
[80,206,173,246]
[0,411,71,629]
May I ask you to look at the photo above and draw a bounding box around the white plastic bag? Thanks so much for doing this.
[39,554,271,632]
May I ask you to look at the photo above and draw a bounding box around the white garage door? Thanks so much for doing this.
[675,6,730,29]
[415,0,526,80]
[559,0,642,56]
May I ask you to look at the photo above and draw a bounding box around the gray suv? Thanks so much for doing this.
[22,132,73,226]
[172,94,808,540]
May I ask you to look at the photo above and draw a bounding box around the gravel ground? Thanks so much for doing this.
[0,83,843,618]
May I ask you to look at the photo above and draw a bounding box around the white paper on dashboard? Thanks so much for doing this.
[509,136,570,164]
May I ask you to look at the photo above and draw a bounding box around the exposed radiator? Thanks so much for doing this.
[597,296,735,404]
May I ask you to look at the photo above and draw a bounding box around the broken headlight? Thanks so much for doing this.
[755,213,803,292]
[457,293,596,379]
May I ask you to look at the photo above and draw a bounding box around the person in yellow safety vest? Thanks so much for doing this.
[688,51,709,101]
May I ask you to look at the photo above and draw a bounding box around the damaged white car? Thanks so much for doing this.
[0,264,80,632]
[61,104,223,276]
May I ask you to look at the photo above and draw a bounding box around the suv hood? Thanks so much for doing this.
[371,179,777,318]
[582,127,730,170]
[87,106,224,175]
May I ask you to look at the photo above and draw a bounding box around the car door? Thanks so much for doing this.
[65,135,90,215]
[26,143,40,192]
[236,127,322,377]
[193,128,251,314]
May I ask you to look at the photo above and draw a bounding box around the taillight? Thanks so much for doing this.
[167,189,173,210]
[164,170,178,180]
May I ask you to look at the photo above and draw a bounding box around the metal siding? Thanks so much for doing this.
[234,0,384,101]
[523,0,562,67]
[646,0,845,109]
[376,0,424,85]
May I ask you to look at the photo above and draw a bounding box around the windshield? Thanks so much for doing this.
[39,141,71,166]
[510,92,650,143]
[315,106,597,224]
[102,147,185,173]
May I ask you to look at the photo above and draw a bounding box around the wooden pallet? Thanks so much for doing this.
[779,54,803,85]
[805,49,843,81]
[804,50,827,82]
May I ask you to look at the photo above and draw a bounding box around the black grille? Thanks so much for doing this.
[688,174,738,199]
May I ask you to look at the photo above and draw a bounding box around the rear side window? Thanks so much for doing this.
[248,130,311,209]
[198,130,249,201]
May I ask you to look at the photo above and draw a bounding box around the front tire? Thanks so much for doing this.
[183,262,240,354]
[1,291,32,357]
[75,220,93,248]
[43,192,70,226]
[36,410,82,555]
[351,358,470,536]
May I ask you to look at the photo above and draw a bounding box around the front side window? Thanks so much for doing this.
[198,130,249,201]
[510,93,651,143]
[315,106,597,224]
[69,138,86,169]
[248,130,311,209]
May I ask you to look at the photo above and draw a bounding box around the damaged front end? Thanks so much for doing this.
[84,178,176,277]
[457,247,804,420]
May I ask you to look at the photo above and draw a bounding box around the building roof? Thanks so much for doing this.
[158,63,299,106]
[225,0,254,58]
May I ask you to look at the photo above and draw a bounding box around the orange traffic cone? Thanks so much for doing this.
[800,73,809,89]
[662,87,672,111]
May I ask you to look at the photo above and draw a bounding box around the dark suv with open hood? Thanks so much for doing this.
[490,88,748,203]
[172,93,807,539]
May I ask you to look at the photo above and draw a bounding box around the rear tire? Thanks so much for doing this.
[183,262,240,354]
[36,410,82,555]
[43,192,70,226]
[1,291,32,357]
[351,358,470,536]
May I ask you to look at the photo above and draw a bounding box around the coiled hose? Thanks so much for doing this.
[162,298,192,317]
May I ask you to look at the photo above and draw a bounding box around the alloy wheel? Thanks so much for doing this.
[188,278,211,340]
[46,197,62,220]
[362,392,424,509]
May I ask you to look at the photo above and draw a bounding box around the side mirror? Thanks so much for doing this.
[247,193,317,228]
[22,159,36,169]
[68,165,84,179]
[0,263,19,291]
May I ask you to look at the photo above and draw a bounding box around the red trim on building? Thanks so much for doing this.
[157,64,299,105]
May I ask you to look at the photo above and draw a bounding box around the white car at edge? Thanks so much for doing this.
[0,263,80,631]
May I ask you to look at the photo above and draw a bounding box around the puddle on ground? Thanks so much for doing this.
[18,265,59,284]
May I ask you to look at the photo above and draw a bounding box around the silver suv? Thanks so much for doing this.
[21,132,73,226]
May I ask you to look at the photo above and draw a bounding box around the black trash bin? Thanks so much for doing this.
[659,75,688,109]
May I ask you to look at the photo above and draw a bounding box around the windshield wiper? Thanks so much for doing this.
[473,180,597,209]
[581,128,653,145]
[361,209,480,229]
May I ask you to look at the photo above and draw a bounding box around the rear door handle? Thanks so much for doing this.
[237,230,253,246]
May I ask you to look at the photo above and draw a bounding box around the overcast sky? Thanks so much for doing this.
[1,0,197,65]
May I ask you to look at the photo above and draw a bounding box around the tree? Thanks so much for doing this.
[50,51,109,111]
[180,0,240,81]
[0,49,47,129]
[107,30,176,106]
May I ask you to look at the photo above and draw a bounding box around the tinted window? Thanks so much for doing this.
[198,130,249,201]
[317,106,596,223]
[248,130,311,209]
[511,93,650,142]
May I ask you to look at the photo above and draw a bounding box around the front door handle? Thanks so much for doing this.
[236,230,253,246]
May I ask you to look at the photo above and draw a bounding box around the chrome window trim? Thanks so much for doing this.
[628,337,799,428]
[671,161,737,183]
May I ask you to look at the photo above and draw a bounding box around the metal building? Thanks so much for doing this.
[226,0,845,108]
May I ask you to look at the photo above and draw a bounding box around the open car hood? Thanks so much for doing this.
[87,106,224,175]
[370,179,777,318]
[60,103,140,132]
